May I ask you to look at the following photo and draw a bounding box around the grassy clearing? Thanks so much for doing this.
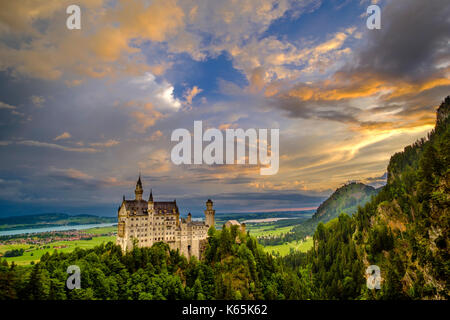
[263,237,313,256]
[246,224,294,238]
[0,236,115,265]
[80,225,117,235]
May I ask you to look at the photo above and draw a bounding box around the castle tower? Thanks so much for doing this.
[204,199,215,228]
[135,175,143,201]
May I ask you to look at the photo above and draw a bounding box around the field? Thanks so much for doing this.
[263,237,313,256]
[82,225,116,235]
[245,220,314,256]
[246,224,294,238]
[0,226,116,265]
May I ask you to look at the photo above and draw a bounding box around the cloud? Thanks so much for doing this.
[0,0,320,84]
[224,27,356,88]
[46,167,133,190]
[138,149,172,173]
[352,0,450,80]
[0,101,25,118]
[0,101,16,109]
[130,110,166,133]
[131,73,182,110]
[149,130,163,141]
[0,0,183,81]
[156,86,181,110]
[184,86,203,104]
[54,132,72,141]
[17,140,98,153]
[30,95,45,107]
[267,0,450,137]
[50,168,94,181]
[111,0,185,42]
[89,139,120,147]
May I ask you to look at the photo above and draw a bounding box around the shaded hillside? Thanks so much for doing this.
[306,96,450,299]
[259,182,378,246]
[312,182,379,222]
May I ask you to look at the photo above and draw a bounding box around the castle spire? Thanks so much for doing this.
[137,173,142,187]
[149,189,153,202]
[135,174,143,201]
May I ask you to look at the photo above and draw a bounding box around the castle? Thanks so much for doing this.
[116,176,215,259]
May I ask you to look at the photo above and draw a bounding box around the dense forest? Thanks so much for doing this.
[0,226,315,300]
[0,97,448,300]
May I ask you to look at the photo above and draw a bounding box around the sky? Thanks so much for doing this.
[0,0,449,217]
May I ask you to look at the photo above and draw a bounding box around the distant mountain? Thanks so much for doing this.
[0,213,116,231]
[312,182,379,223]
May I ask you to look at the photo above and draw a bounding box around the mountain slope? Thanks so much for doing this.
[308,96,450,299]
[260,182,379,246]
[312,182,379,222]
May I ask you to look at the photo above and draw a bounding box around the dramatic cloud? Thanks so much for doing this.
[270,0,450,137]
[0,0,447,215]
[353,0,450,80]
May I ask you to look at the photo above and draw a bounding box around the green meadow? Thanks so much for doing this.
[245,222,313,256]
[0,226,116,265]
[263,237,313,256]
[246,224,294,238]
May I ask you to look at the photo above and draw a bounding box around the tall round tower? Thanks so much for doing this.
[204,199,215,228]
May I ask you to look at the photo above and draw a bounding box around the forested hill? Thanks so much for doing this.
[307,96,450,299]
[260,182,379,246]
[312,182,379,222]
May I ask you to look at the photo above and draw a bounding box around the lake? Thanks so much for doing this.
[0,223,118,236]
